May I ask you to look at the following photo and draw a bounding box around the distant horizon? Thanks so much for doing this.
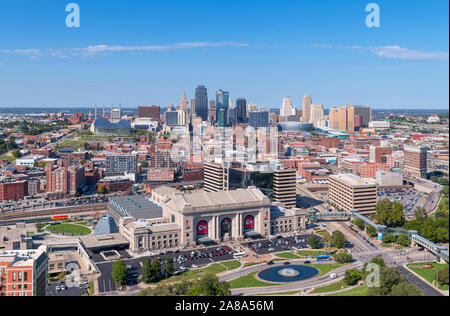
[0,105,448,112]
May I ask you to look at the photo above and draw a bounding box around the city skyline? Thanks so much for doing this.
[0,0,448,109]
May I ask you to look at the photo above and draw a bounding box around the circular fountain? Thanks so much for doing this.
[278,268,300,277]
[257,265,319,283]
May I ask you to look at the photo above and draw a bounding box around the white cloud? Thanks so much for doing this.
[312,44,449,60]
[0,42,248,59]
[0,48,43,58]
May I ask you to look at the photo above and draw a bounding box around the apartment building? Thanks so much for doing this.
[0,246,49,297]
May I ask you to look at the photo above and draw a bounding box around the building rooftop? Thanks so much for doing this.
[331,173,376,187]
[79,233,129,249]
[108,195,163,219]
[167,187,270,211]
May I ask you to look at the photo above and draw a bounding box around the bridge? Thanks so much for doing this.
[307,209,449,263]
[411,233,449,263]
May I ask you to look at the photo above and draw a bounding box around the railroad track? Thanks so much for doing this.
[0,203,108,222]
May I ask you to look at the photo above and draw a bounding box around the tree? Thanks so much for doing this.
[308,236,321,249]
[344,268,361,286]
[97,183,106,194]
[11,149,21,158]
[390,282,423,296]
[197,274,231,296]
[187,285,203,296]
[111,259,128,286]
[382,234,396,244]
[396,234,410,247]
[141,257,152,284]
[333,251,353,264]
[366,225,377,237]
[353,218,365,231]
[151,259,162,282]
[437,267,449,286]
[331,230,347,249]
[162,257,175,278]
[376,199,405,227]
[376,199,392,226]
[173,280,194,295]
[368,266,406,296]
[391,203,406,227]
[414,207,428,221]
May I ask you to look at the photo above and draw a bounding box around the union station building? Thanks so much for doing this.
[108,186,307,253]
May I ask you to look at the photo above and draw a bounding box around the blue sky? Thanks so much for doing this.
[0,0,448,109]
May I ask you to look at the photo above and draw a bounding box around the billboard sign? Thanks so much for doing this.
[197,221,208,236]
[244,216,254,230]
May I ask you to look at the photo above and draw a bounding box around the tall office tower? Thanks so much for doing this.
[345,104,355,133]
[403,145,427,179]
[273,169,296,209]
[247,103,257,117]
[216,89,230,127]
[228,107,237,126]
[165,110,186,126]
[310,104,324,125]
[190,99,196,117]
[353,106,372,128]
[328,105,355,133]
[138,105,161,121]
[110,105,122,123]
[280,97,296,117]
[236,98,247,124]
[0,246,49,296]
[329,173,377,214]
[204,162,229,192]
[249,111,269,128]
[229,97,233,109]
[194,85,208,121]
[105,154,138,176]
[180,92,189,111]
[302,95,312,122]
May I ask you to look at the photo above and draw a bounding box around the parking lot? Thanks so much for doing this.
[242,234,317,255]
[377,188,428,218]
[95,245,237,294]
[48,279,90,297]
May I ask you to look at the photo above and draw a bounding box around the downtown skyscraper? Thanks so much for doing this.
[236,98,247,124]
[194,85,208,121]
[216,89,230,127]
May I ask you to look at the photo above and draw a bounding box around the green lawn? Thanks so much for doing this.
[315,230,331,238]
[274,252,302,259]
[310,280,349,294]
[407,262,449,291]
[297,250,331,258]
[229,272,280,289]
[158,263,227,285]
[0,155,16,162]
[47,223,92,236]
[327,285,369,296]
[221,260,241,271]
[305,263,347,276]
[253,290,299,296]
